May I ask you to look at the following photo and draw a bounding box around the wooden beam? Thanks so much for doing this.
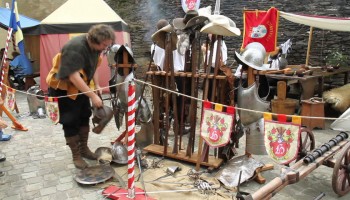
[306,26,313,66]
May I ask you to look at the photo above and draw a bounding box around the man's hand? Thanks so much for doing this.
[91,93,103,108]
[69,72,103,108]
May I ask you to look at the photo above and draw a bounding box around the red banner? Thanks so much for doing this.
[241,7,279,53]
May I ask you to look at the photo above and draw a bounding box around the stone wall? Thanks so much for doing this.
[106,0,350,77]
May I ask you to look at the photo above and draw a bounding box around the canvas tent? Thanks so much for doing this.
[0,7,39,30]
[279,11,350,65]
[0,6,39,68]
[24,0,130,91]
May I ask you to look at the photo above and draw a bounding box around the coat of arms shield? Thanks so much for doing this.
[264,118,301,164]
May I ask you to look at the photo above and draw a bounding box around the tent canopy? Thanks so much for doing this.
[280,11,350,32]
[37,0,128,34]
[36,0,130,92]
[0,7,39,31]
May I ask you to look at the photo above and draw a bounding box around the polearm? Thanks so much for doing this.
[194,34,215,170]
[169,35,180,154]
[186,30,199,157]
[178,51,190,150]
[201,35,223,162]
[163,32,171,156]
[203,35,210,73]
[202,35,215,101]
[192,31,202,153]
[210,35,222,103]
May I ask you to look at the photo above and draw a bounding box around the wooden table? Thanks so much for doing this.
[265,66,350,100]
[312,67,350,96]
[265,73,318,100]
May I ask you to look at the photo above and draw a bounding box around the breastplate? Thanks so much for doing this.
[237,83,270,125]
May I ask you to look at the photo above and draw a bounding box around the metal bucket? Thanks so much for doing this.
[245,118,267,155]
[26,86,45,115]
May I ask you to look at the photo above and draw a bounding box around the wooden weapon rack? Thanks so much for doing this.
[143,33,230,169]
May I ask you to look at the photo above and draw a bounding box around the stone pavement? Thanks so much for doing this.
[0,91,349,200]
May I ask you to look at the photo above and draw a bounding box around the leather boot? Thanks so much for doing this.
[79,126,97,160]
[65,135,88,169]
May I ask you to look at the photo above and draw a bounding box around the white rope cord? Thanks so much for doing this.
[2,77,349,121]
[2,80,129,98]
[133,78,349,121]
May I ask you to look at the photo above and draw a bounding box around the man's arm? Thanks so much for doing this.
[69,71,102,107]
[92,70,102,96]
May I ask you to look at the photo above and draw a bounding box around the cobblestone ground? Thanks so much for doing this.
[0,86,349,200]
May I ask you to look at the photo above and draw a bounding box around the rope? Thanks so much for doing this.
[133,78,346,121]
[1,77,349,121]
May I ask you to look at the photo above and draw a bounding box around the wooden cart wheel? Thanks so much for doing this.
[285,127,315,166]
[296,128,315,162]
[332,141,350,196]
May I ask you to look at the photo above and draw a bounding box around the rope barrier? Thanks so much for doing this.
[1,77,349,121]
[133,78,348,121]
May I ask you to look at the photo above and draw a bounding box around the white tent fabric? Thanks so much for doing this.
[280,11,350,32]
[330,108,350,131]
[41,0,126,24]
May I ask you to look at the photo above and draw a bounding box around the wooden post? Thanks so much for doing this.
[247,67,255,86]
[305,26,313,66]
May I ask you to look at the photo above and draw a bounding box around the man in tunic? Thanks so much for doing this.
[46,24,115,169]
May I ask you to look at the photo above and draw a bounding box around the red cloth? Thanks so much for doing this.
[241,7,279,53]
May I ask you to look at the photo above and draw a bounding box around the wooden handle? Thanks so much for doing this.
[254,170,266,184]
[265,70,284,74]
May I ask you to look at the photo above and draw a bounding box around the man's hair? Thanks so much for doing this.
[87,24,115,45]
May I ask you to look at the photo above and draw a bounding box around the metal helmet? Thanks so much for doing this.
[111,142,128,164]
[245,42,266,52]
[234,47,269,71]
[92,105,114,134]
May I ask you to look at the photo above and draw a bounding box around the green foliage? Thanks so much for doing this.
[325,51,349,67]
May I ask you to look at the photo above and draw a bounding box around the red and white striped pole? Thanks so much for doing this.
[127,81,136,199]
[0,28,13,92]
